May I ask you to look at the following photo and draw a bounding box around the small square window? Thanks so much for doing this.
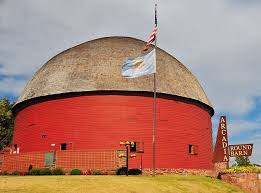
[188,144,198,155]
[60,143,67,150]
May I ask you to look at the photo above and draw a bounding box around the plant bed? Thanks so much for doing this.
[220,166,260,193]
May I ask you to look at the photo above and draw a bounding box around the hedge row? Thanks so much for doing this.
[1,167,142,176]
[0,168,65,176]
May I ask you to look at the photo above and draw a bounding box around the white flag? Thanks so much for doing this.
[122,49,156,78]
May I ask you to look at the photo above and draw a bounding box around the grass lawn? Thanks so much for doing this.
[0,175,247,193]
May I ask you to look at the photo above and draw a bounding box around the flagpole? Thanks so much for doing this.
[152,3,157,177]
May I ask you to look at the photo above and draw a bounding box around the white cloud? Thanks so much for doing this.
[228,119,261,135]
[247,125,261,164]
[0,77,26,96]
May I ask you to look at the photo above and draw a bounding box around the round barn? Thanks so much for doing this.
[11,37,214,172]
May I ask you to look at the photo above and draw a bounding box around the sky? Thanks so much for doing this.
[0,0,260,164]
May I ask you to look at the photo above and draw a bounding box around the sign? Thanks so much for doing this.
[120,141,144,153]
[213,116,229,162]
[213,116,255,164]
[136,142,144,153]
[229,144,253,157]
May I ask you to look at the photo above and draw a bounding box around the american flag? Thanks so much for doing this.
[143,5,158,51]
[143,26,157,51]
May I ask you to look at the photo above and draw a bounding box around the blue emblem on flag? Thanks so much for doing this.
[122,48,156,78]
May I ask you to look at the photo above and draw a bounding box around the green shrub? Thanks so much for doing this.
[70,169,81,175]
[116,167,142,175]
[234,156,251,166]
[39,168,52,175]
[226,165,261,173]
[116,167,127,175]
[11,171,19,176]
[52,168,64,175]
[26,168,65,175]
[91,169,102,175]
[28,169,41,175]
[1,171,9,175]
[128,168,142,175]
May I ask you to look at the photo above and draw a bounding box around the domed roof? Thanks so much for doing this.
[15,36,213,110]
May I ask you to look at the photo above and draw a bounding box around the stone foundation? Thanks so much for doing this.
[213,162,229,177]
[220,172,260,193]
[142,168,215,176]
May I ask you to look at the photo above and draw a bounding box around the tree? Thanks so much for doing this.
[0,98,14,150]
[234,156,251,166]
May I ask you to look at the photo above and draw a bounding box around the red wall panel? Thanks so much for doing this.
[13,95,213,170]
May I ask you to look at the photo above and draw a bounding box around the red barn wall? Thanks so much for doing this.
[13,94,213,170]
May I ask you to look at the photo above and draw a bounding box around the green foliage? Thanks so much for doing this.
[128,168,142,175]
[226,165,261,173]
[70,169,82,175]
[0,98,14,150]
[28,169,41,175]
[116,167,142,175]
[234,156,251,166]
[116,167,127,175]
[1,171,9,175]
[27,168,65,175]
[11,171,19,176]
[51,168,64,175]
[39,168,52,175]
[91,169,102,175]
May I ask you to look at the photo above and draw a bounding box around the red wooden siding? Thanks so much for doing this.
[1,150,117,173]
[2,151,45,172]
[13,95,213,170]
[56,150,116,171]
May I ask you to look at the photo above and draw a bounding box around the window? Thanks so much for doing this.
[60,143,67,150]
[188,144,198,155]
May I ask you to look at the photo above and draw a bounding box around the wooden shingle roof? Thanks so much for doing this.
[15,37,213,110]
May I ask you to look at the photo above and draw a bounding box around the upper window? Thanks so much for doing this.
[188,144,198,155]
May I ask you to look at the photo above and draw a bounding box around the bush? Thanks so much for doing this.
[234,156,251,166]
[11,171,19,176]
[52,168,64,175]
[116,167,141,175]
[226,165,261,173]
[39,168,52,175]
[28,169,41,175]
[70,169,81,175]
[1,171,9,175]
[116,167,127,175]
[128,168,142,175]
[27,168,65,175]
[91,169,102,175]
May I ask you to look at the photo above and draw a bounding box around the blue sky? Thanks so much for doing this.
[0,0,260,164]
